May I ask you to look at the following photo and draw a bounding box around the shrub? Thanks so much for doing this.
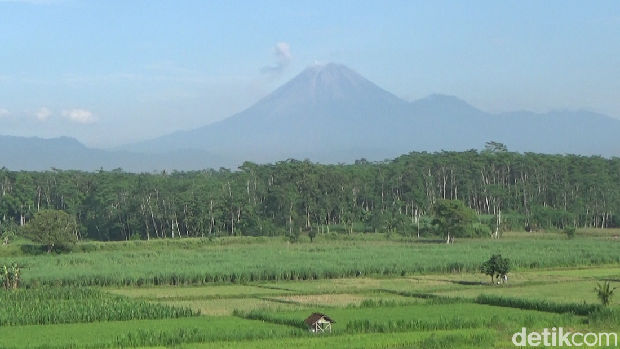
[563,226,576,239]
[594,281,616,306]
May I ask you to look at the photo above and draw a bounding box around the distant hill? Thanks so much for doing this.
[4,63,620,171]
[0,135,231,172]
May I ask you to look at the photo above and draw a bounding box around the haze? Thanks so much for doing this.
[1,0,619,149]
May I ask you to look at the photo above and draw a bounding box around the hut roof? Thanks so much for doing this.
[304,312,335,325]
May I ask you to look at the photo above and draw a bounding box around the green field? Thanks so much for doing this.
[2,235,620,287]
[0,233,619,349]
[0,316,298,349]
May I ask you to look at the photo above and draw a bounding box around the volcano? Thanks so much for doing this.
[124,62,620,164]
[125,63,416,162]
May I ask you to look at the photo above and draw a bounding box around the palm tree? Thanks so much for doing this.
[1,262,22,290]
[594,282,617,306]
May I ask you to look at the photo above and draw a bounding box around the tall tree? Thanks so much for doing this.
[431,199,477,243]
[22,209,78,253]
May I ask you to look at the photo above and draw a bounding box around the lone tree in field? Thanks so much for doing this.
[480,254,511,284]
[431,199,477,244]
[22,209,78,253]
[594,282,617,306]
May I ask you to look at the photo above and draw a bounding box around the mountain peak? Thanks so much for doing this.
[251,62,403,115]
[303,62,359,77]
[410,93,482,116]
[417,94,469,105]
[0,135,86,149]
[289,62,367,98]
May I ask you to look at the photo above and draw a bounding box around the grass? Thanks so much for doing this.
[0,287,198,326]
[107,283,417,315]
[107,284,293,300]
[259,277,457,293]
[104,262,620,318]
[238,302,583,329]
[438,280,614,304]
[158,298,304,316]
[176,329,497,349]
[270,293,413,307]
[0,316,297,349]
[2,235,619,287]
[533,266,620,278]
[1,232,619,348]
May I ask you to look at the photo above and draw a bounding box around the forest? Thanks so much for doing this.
[1,145,619,241]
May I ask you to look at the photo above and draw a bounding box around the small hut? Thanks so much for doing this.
[304,312,335,333]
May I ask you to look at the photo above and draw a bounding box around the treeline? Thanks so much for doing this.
[1,147,619,241]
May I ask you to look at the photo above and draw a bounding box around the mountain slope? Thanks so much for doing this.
[126,63,413,161]
[491,110,620,156]
[0,136,231,172]
[125,60,620,162]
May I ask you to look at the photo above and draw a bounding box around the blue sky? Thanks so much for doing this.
[1,0,619,148]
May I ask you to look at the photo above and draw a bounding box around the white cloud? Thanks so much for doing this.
[261,42,293,76]
[62,109,97,124]
[274,42,292,61]
[36,107,51,120]
[0,109,8,117]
